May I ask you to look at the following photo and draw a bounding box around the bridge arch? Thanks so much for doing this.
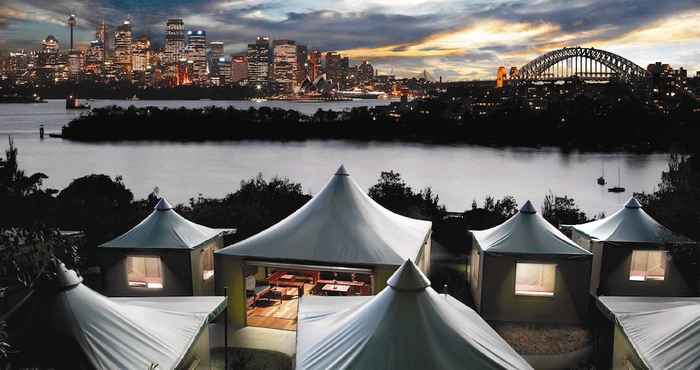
[515,47,648,82]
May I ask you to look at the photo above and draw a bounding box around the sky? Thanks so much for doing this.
[1,0,699,80]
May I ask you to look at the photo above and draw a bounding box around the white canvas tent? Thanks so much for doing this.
[100,198,233,250]
[598,296,700,369]
[217,165,432,268]
[472,200,591,256]
[296,259,533,370]
[34,262,225,370]
[568,198,693,245]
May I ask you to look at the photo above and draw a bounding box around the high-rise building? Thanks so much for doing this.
[296,44,308,83]
[496,66,507,88]
[96,20,108,57]
[85,40,104,75]
[165,19,185,64]
[325,52,348,89]
[231,55,247,83]
[68,49,83,79]
[247,36,270,90]
[209,41,224,75]
[7,51,29,80]
[186,29,207,84]
[214,57,231,85]
[307,50,321,81]
[357,60,374,84]
[132,36,151,72]
[40,35,60,68]
[67,14,77,50]
[272,39,297,94]
[114,20,133,72]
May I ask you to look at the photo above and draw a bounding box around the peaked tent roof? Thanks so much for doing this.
[100,197,233,250]
[471,200,591,256]
[41,262,224,370]
[217,166,432,267]
[569,198,694,244]
[296,259,533,370]
[598,296,700,369]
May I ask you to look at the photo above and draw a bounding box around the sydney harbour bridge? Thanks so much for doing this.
[511,46,648,83]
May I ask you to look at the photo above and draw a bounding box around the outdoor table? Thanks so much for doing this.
[322,284,351,293]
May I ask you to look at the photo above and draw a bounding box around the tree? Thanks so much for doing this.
[368,171,445,221]
[541,191,588,227]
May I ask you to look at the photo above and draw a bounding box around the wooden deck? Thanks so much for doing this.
[247,286,310,331]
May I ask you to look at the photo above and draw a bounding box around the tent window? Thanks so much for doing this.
[470,248,480,284]
[629,250,667,281]
[201,246,214,280]
[515,263,556,297]
[127,256,163,288]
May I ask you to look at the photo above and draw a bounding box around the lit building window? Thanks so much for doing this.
[201,246,214,280]
[515,263,556,297]
[127,256,163,288]
[629,250,667,281]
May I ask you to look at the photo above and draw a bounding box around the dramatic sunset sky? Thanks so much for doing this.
[1,0,699,80]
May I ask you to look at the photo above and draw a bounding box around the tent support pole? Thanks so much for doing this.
[224,286,229,370]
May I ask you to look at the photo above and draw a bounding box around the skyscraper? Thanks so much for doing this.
[208,41,224,77]
[272,39,297,94]
[132,36,151,72]
[231,55,247,83]
[85,40,104,73]
[114,20,133,72]
[67,14,77,50]
[296,44,308,83]
[186,29,207,84]
[165,19,185,64]
[308,50,322,81]
[325,52,342,88]
[40,35,60,68]
[96,20,108,57]
[247,36,270,90]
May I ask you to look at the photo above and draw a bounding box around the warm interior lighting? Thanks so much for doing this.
[201,246,214,280]
[515,263,556,297]
[629,250,667,281]
[127,256,163,288]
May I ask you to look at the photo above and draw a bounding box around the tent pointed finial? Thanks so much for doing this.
[155,197,173,211]
[335,164,349,176]
[625,197,642,209]
[387,259,430,291]
[520,200,537,214]
[53,259,83,289]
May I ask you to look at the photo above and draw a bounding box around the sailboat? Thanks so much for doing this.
[608,168,625,193]
[597,162,606,185]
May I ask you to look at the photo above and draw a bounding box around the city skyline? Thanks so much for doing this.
[1,0,699,80]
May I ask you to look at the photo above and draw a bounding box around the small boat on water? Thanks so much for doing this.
[608,168,625,193]
[597,162,606,185]
[66,95,90,110]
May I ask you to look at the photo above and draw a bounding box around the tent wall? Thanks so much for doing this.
[480,254,591,324]
[469,241,483,310]
[101,249,193,297]
[612,324,646,370]
[178,325,212,370]
[596,243,694,297]
[571,229,592,252]
[190,237,223,296]
[215,255,247,327]
[373,267,395,293]
[415,235,432,275]
[590,241,604,295]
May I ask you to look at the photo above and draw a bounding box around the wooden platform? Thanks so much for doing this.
[247,286,309,331]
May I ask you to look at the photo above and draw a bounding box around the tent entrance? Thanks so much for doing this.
[243,261,374,331]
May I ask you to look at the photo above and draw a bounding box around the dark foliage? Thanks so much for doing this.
[541,192,589,227]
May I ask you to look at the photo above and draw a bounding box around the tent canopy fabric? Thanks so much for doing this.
[568,198,694,244]
[471,201,591,256]
[100,197,234,250]
[598,296,700,369]
[216,166,432,267]
[46,262,224,370]
[296,259,533,370]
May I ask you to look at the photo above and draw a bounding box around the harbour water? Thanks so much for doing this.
[0,99,670,215]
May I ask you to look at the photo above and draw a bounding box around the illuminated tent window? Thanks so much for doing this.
[201,246,214,280]
[515,263,556,297]
[127,256,163,288]
[629,250,667,281]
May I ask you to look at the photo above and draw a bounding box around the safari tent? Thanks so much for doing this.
[296,259,533,370]
[568,198,696,297]
[10,262,225,370]
[100,197,234,297]
[215,165,432,328]
[597,296,700,370]
[469,201,592,324]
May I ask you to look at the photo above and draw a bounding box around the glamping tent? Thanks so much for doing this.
[597,296,700,369]
[568,198,696,297]
[10,262,225,370]
[469,201,592,324]
[296,259,533,370]
[100,198,234,297]
[215,165,432,327]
